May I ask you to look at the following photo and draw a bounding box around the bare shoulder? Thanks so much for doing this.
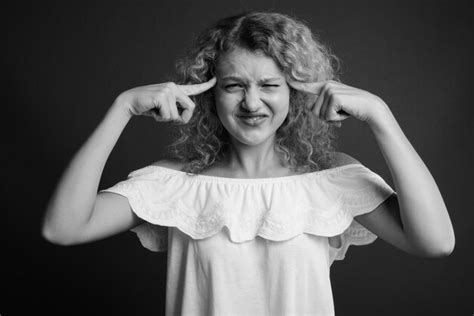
[151,159,186,171]
[332,152,361,167]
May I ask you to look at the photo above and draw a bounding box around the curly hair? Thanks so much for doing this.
[165,11,341,174]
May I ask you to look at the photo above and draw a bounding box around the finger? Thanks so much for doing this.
[143,110,153,117]
[320,92,333,121]
[167,93,181,121]
[325,108,345,127]
[174,89,196,123]
[312,86,329,118]
[322,93,351,123]
[150,110,162,122]
[325,91,351,120]
[178,77,217,96]
[339,110,350,118]
[328,121,342,128]
[180,107,194,123]
[326,105,351,126]
[303,92,319,110]
[334,108,350,120]
[154,97,170,120]
[288,80,327,95]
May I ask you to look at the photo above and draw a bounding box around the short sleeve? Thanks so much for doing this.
[99,167,168,252]
[327,164,397,265]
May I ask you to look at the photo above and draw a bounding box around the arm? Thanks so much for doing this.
[41,102,141,245]
[356,103,455,257]
[334,153,430,257]
[289,80,455,258]
[42,78,217,246]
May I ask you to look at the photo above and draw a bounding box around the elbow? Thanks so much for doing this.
[418,239,455,258]
[41,227,71,246]
[425,245,454,258]
[439,238,455,257]
[434,229,456,258]
[411,224,456,259]
[41,205,84,246]
[41,221,77,247]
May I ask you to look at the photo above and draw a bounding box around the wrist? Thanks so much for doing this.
[111,95,134,120]
[365,99,396,133]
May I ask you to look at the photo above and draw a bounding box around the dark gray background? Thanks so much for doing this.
[4,1,473,315]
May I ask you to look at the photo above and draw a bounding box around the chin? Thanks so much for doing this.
[231,130,275,147]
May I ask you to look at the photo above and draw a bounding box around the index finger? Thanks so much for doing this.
[178,77,217,96]
[287,80,327,95]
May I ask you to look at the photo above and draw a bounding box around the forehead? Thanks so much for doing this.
[215,47,285,79]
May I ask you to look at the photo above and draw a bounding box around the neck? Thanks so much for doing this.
[223,135,283,177]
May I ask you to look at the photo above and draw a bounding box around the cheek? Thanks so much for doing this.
[268,92,290,116]
[215,91,241,116]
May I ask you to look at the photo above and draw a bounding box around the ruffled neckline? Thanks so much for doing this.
[141,163,363,184]
[101,162,395,263]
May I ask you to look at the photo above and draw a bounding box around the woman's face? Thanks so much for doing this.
[214,47,290,147]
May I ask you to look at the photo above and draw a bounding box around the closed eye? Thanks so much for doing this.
[224,84,244,91]
[223,83,280,91]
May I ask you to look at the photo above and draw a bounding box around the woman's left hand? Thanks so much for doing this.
[288,80,390,128]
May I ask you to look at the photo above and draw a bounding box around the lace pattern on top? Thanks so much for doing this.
[99,163,396,261]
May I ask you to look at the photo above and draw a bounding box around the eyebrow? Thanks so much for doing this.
[221,76,283,83]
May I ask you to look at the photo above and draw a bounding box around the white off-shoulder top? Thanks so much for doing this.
[100,163,396,316]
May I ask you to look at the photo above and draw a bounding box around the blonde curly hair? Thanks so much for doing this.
[166,11,341,174]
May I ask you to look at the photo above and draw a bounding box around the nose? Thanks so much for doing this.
[241,87,262,112]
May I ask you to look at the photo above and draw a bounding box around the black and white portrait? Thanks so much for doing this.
[4,1,472,315]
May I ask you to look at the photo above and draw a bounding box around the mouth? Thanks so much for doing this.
[236,114,268,126]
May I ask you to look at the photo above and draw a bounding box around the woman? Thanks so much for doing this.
[41,11,455,315]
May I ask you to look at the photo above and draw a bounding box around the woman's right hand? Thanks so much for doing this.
[115,77,216,123]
